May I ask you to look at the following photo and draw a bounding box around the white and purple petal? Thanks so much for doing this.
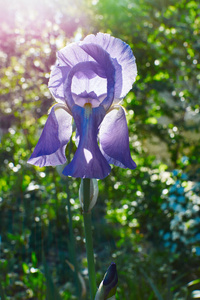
[99,106,136,169]
[63,56,115,111]
[28,105,72,167]
[80,43,115,110]
[57,42,89,67]
[73,91,101,108]
[82,32,137,100]
[48,65,71,102]
[48,34,119,106]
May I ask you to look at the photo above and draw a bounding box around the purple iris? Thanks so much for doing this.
[28,33,137,179]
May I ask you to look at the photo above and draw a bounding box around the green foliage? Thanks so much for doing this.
[0,0,200,299]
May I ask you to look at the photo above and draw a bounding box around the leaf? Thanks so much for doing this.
[188,279,200,287]
[0,281,6,300]
[31,252,37,267]
[22,263,29,274]
[65,259,86,298]
[145,117,158,125]
[140,268,164,300]
[44,260,62,300]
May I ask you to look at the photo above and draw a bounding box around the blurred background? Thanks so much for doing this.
[0,0,200,299]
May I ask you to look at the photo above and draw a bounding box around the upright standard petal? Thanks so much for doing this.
[49,41,109,102]
[99,106,136,169]
[57,42,89,68]
[63,54,115,112]
[63,60,108,110]
[80,43,115,111]
[82,32,137,99]
[48,42,92,102]
[48,65,71,102]
[28,105,72,167]
[63,105,111,179]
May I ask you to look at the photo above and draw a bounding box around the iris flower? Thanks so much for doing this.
[28,33,137,179]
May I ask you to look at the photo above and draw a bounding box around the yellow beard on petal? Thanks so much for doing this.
[84,102,92,119]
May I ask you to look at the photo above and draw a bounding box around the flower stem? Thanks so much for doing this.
[66,192,80,297]
[83,178,97,299]
[65,137,80,297]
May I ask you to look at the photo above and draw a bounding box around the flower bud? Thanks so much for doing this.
[79,179,99,211]
[95,262,118,300]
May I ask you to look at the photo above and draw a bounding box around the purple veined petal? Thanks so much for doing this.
[63,60,114,111]
[28,104,72,167]
[82,32,137,99]
[80,43,115,111]
[48,42,93,102]
[99,106,137,169]
[63,104,111,179]
[48,65,71,102]
[48,42,103,102]
[56,42,108,98]
[57,42,90,67]
[81,42,122,103]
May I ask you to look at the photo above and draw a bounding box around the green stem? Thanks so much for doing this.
[65,136,80,297]
[66,193,80,297]
[83,178,97,300]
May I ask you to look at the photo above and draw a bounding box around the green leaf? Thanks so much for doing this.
[44,260,62,300]
[0,281,6,300]
[140,268,164,300]
[188,279,200,287]
[22,263,29,274]
[31,252,37,267]
[145,117,158,125]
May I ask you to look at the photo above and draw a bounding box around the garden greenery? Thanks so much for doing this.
[0,0,199,299]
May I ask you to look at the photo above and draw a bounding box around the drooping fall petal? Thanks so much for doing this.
[63,105,111,179]
[99,106,136,169]
[28,105,72,167]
